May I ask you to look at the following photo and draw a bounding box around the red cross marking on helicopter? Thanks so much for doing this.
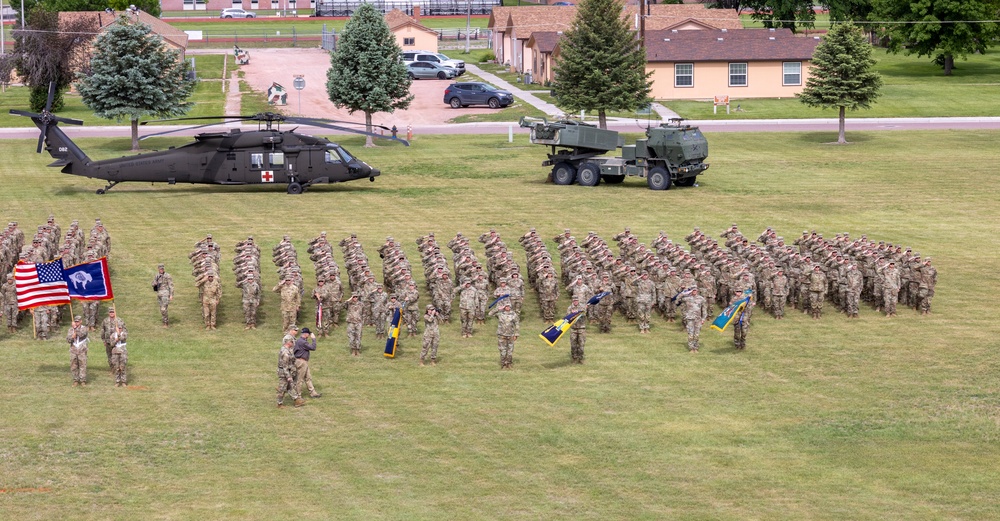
[261,171,274,182]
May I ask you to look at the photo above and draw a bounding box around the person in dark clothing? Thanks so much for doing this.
[294,327,321,398]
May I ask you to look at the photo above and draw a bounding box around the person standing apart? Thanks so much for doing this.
[567,297,587,364]
[109,316,129,387]
[67,315,89,387]
[420,305,440,366]
[101,308,126,369]
[153,264,174,327]
[489,302,520,369]
[294,327,321,398]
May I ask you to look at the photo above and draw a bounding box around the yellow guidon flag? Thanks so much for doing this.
[710,290,753,332]
[384,308,402,358]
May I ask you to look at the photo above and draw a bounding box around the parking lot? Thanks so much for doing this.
[240,48,498,128]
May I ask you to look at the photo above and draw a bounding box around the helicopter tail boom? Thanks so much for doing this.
[38,122,91,169]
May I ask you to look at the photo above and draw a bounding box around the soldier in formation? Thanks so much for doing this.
[519,228,559,322]
[2,273,18,333]
[417,232,454,323]
[567,296,587,364]
[308,231,343,336]
[234,236,262,329]
[273,234,303,331]
[101,307,127,373]
[680,288,708,353]
[377,236,420,337]
[190,234,222,329]
[345,292,364,356]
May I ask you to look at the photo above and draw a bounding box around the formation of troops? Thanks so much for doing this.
[1,219,940,390]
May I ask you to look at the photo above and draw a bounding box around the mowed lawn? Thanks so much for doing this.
[0,130,999,520]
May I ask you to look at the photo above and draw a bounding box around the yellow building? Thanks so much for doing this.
[385,8,438,54]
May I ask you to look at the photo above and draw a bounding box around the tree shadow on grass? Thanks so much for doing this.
[793,132,876,145]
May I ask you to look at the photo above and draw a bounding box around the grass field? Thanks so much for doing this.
[0,129,999,520]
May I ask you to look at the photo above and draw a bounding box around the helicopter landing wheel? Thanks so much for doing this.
[287,182,303,195]
[96,189,105,195]
[96,181,119,195]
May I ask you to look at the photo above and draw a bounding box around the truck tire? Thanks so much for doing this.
[602,175,625,184]
[675,176,697,187]
[577,162,601,187]
[552,162,577,185]
[647,167,671,191]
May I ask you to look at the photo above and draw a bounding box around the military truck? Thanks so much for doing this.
[519,117,710,190]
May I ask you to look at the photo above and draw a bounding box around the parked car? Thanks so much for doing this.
[443,82,515,109]
[220,8,256,18]
[552,1,575,5]
[401,51,465,76]
[407,61,457,80]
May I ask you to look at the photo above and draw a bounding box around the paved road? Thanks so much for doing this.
[3,117,999,142]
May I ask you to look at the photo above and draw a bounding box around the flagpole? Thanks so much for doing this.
[32,309,36,339]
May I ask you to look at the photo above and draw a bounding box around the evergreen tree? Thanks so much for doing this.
[798,23,882,144]
[551,0,651,129]
[873,0,1000,76]
[76,16,197,150]
[326,3,412,147]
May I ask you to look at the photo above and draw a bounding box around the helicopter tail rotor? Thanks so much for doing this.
[8,82,84,154]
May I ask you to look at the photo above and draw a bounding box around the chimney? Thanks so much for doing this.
[412,5,420,19]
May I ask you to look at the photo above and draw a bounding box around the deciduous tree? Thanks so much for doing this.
[325,3,412,147]
[552,0,652,129]
[76,16,196,150]
[798,23,882,144]
[743,0,816,33]
[873,0,1000,76]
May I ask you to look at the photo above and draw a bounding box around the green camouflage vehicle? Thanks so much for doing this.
[519,117,710,190]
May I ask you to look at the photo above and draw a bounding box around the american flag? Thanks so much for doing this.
[15,259,71,310]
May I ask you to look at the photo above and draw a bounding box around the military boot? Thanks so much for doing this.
[294,398,306,407]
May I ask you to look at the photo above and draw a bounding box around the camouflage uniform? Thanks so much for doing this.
[370,286,389,339]
[1,274,18,332]
[917,258,937,315]
[635,273,656,333]
[101,309,127,370]
[153,265,174,326]
[345,294,364,356]
[808,266,827,319]
[680,290,708,352]
[420,305,440,365]
[596,275,615,333]
[34,305,52,341]
[274,280,300,333]
[453,282,478,338]
[241,278,261,329]
[108,318,128,386]
[276,339,303,407]
[201,275,222,329]
[882,263,901,317]
[312,279,337,337]
[771,270,788,319]
[66,318,89,386]
[568,299,587,364]
[490,304,520,369]
[732,294,753,350]
[845,265,863,318]
[538,272,559,322]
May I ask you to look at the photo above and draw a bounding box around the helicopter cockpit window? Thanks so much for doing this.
[250,153,264,169]
[269,152,285,167]
[324,145,342,164]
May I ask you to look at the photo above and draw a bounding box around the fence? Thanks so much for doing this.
[314,0,499,17]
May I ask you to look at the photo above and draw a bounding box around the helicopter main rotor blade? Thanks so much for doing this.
[284,116,392,132]
[44,82,56,113]
[295,119,409,146]
[140,121,234,140]
[36,132,45,154]
[140,115,252,125]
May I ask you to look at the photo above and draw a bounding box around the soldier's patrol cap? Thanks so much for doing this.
[389,294,397,299]
[564,228,571,233]
[247,235,254,240]
[205,233,213,239]
[320,231,327,237]
[108,308,116,314]
[386,236,394,241]
[924,257,932,262]
[157,263,165,269]
[489,228,496,233]
[74,315,82,321]
[426,304,435,310]
[350,233,357,238]
[290,325,299,330]
[350,293,360,298]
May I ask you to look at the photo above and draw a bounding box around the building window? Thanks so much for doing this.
[674,63,693,87]
[729,63,747,87]
[403,37,415,46]
[783,62,802,86]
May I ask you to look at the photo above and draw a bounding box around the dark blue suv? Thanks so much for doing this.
[443,82,515,109]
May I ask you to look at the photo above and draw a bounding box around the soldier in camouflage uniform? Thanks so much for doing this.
[240,275,261,330]
[538,271,559,323]
[680,288,708,353]
[101,307,127,370]
[489,302,520,369]
[635,271,656,333]
[277,337,304,408]
[808,265,827,319]
[771,268,788,319]
[420,305,440,366]
[917,257,937,315]
[453,280,478,338]
[201,273,222,330]
[33,306,51,341]
[108,314,129,387]
[153,264,174,327]
[845,263,863,318]
[732,290,753,351]
[882,261,901,317]
[274,279,300,333]
[370,284,389,339]
[345,293,364,356]
[312,278,337,337]
[2,273,18,332]
[567,297,587,364]
[66,315,89,386]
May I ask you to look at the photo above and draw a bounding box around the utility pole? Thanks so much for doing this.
[638,0,645,48]
[465,0,471,53]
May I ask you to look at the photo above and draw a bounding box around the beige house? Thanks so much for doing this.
[645,28,821,100]
[526,31,563,85]
[385,8,438,53]
[489,3,741,74]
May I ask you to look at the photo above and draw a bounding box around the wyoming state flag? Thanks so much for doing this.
[384,308,402,358]
[63,257,114,301]
[538,310,584,347]
[710,291,752,332]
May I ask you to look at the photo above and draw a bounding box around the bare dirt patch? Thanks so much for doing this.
[237,47,495,128]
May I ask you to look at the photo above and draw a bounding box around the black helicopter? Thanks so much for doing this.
[11,84,408,194]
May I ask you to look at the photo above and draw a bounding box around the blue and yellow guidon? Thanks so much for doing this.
[539,310,584,347]
[384,308,402,358]
[710,290,753,332]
